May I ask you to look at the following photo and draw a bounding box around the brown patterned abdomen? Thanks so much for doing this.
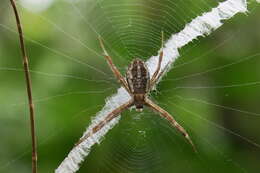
[126,58,150,94]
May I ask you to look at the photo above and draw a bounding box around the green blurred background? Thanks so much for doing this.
[1,0,260,172]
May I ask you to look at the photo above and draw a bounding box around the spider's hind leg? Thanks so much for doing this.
[145,98,197,152]
[75,99,133,147]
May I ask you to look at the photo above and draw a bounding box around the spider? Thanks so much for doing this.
[76,32,196,152]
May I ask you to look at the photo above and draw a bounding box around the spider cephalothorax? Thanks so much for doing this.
[76,33,197,152]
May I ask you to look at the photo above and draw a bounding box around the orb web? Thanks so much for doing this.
[0,0,260,173]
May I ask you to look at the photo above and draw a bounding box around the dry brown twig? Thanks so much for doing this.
[9,0,37,173]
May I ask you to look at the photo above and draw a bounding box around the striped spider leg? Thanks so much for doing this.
[75,33,196,152]
[75,100,133,146]
[145,99,197,152]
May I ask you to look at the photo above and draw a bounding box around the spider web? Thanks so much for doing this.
[0,0,260,173]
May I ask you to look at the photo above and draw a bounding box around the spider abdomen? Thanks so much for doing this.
[126,58,150,94]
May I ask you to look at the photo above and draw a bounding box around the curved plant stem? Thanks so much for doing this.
[9,1,37,173]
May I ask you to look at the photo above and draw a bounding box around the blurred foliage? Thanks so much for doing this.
[0,0,260,173]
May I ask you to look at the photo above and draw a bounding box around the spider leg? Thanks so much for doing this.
[75,99,133,147]
[99,36,131,94]
[150,31,164,86]
[145,98,197,152]
[150,60,171,90]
